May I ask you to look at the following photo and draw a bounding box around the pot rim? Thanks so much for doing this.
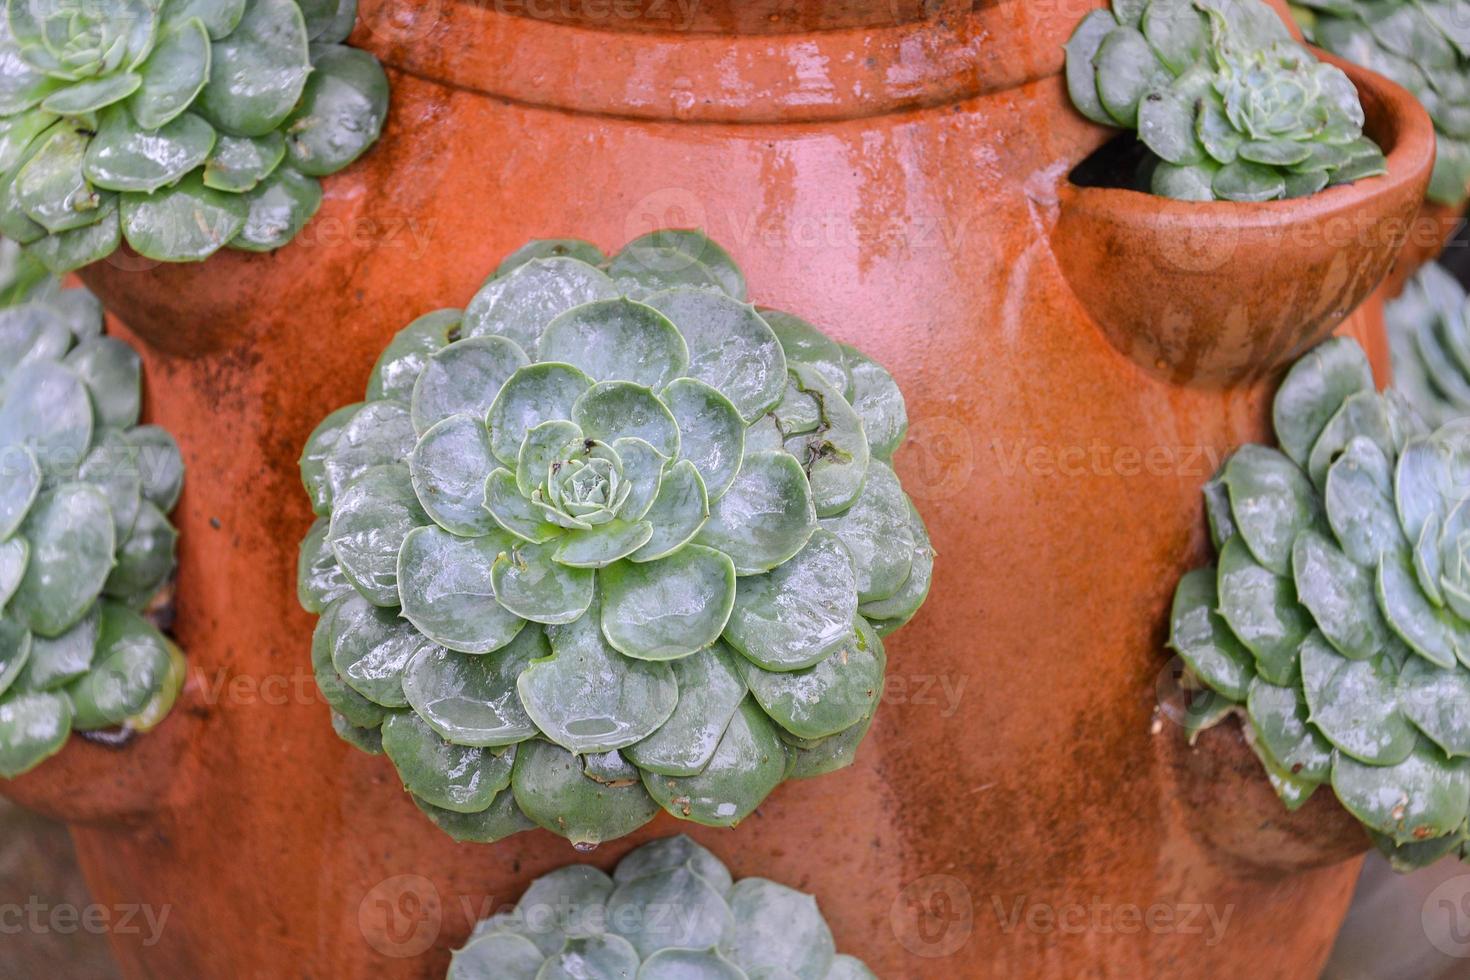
[1056,50,1435,232]
[350,0,1098,123]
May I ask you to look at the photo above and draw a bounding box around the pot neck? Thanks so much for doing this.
[352,0,1091,123]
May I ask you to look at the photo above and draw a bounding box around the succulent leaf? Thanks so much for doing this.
[299,233,929,844]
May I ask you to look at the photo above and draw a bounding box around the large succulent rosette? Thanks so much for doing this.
[1294,0,1470,204]
[0,280,185,778]
[1386,261,1470,428]
[0,0,389,271]
[298,231,933,847]
[1066,0,1386,201]
[449,835,875,980]
[1168,337,1470,870]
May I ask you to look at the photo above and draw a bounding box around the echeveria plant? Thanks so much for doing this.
[298,230,933,847]
[0,280,185,778]
[1066,0,1387,201]
[1169,337,1470,870]
[1294,0,1470,204]
[449,835,875,980]
[1387,261,1470,428]
[0,0,389,271]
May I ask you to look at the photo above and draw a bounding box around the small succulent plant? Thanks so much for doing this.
[1387,261,1470,429]
[0,280,185,778]
[0,0,389,271]
[1168,336,1470,870]
[449,835,875,980]
[298,230,933,847]
[1293,0,1470,205]
[1067,0,1387,201]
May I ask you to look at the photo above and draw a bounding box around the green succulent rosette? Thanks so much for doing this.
[1387,261,1470,428]
[1293,0,1470,204]
[298,230,933,847]
[0,0,389,271]
[0,278,185,779]
[448,835,875,980]
[1066,0,1387,201]
[1168,336,1470,870]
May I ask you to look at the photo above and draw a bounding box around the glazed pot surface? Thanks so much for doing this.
[0,3,1425,976]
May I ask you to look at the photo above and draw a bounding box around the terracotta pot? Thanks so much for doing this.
[0,2,1433,976]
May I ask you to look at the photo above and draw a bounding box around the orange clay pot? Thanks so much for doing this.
[0,2,1434,976]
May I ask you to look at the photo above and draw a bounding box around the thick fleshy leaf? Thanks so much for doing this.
[1212,159,1285,202]
[608,244,725,298]
[67,602,171,729]
[520,601,677,754]
[623,230,746,299]
[1308,391,1395,490]
[229,166,321,252]
[418,788,536,845]
[540,298,688,390]
[572,381,680,459]
[607,863,733,958]
[723,878,836,980]
[663,378,743,501]
[609,437,663,523]
[739,623,882,739]
[0,360,91,475]
[515,418,583,499]
[1332,740,1470,845]
[511,739,659,846]
[1301,630,1416,765]
[612,834,732,891]
[539,935,641,980]
[638,949,747,980]
[629,459,708,562]
[300,402,358,513]
[128,425,183,512]
[13,603,94,692]
[401,625,544,748]
[818,460,911,602]
[120,172,247,261]
[1379,552,1469,670]
[1325,436,1406,568]
[486,363,593,467]
[553,520,654,569]
[1095,26,1164,127]
[645,289,786,422]
[1292,529,1393,660]
[396,525,524,654]
[283,44,388,176]
[9,484,114,637]
[725,529,857,672]
[409,414,499,536]
[759,309,847,393]
[130,17,212,129]
[643,698,786,827]
[0,445,40,540]
[203,131,284,192]
[784,364,870,517]
[380,711,513,814]
[13,124,107,234]
[1246,675,1333,784]
[857,500,932,625]
[482,468,561,544]
[0,689,70,778]
[195,0,310,137]
[489,538,594,625]
[842,343,907,460]
[1167,567,1254,701]
[311,597,385,728]
[1224,445,1322,576]
[297,516,351,613]
[366,309,458,403]
[1399,657,1470,758]
[464,258,620,353]
[697,451,816,576]
[0,616,29,697]
[1065,10,1121,126]
[511,864,616,956]
[1275,338,1375,468]
[782,709,875,781]
[104,499,177,602]
[447,930,543,980]
[623,643,747,777]
[496,239,604,278]
[600,545,736,661]
[329,591,436,708]
[83,107,216,193]
[411,335,530,436]
[328,463,427,606]
[1216,535,1312,685]
[65,336,141,429]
